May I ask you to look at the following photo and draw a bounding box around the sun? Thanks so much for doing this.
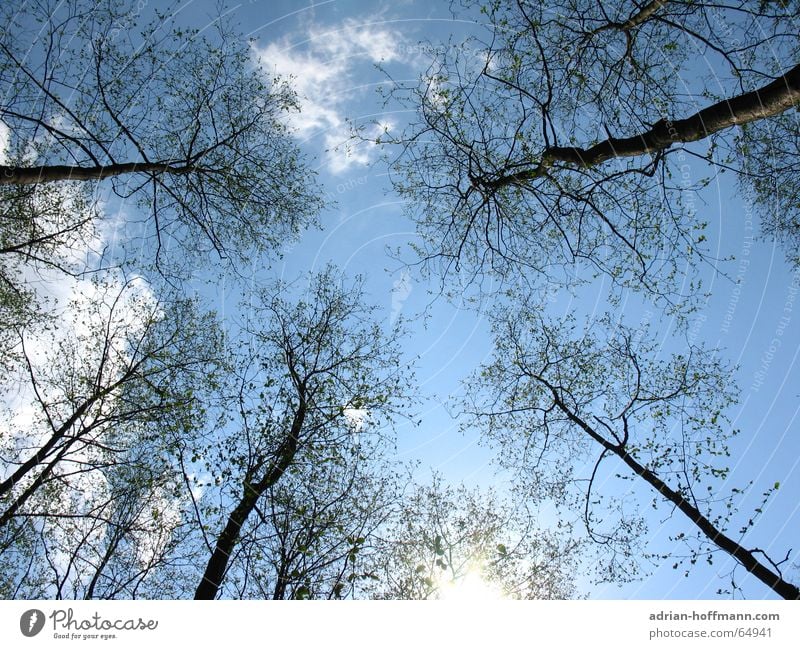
[438,568,505,601]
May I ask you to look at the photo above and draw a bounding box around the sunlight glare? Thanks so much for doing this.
[438,569,505,601]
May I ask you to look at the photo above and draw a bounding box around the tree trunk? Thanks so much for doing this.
[194,400,306,600]
[0,161,199,185]
[484,63,800,190]
[617,447,800,600]
[193,490,261,600]
[549,388,800,600]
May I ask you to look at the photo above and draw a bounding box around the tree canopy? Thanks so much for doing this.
[464,304,798,598]
[0,0,321,279]
[2,0,798,602]
[382,0,800,598]
[386,0,800,311]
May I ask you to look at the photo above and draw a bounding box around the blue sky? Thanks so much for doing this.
[167,0,800,599]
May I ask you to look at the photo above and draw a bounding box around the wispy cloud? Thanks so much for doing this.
[254,18,404,174]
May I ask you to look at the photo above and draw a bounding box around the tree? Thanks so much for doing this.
[0,0,322,277]
[364,475,581,599]
[0,278,224,598]
[463,302,799,599]
[385,0,800,309]
[1,438,195,599]
[0,1,338,598]
[0,168,103,378]
[191,268,413,599]
[213,458,408,600]
[377,0,800,600]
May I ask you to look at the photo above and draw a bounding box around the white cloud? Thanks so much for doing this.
[0,120,9,164]
[254,19,404,174]
[323,119,395,175]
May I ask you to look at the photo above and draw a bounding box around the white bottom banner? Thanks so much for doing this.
[1,600,797,648]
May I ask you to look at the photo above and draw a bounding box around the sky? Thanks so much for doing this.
[160,0,800,599]
[8,0,797,600]
[200,0,500,482]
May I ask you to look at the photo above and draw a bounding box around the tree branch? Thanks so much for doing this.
[545,384,800,600]
[0,161,215,186]
[482,62,800,190]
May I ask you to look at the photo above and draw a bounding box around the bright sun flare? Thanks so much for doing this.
[438,569,505,601]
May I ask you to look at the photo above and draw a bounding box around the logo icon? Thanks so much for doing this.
[20,609,45,637]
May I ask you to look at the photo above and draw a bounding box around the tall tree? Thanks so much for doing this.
[464,303,799,599]
[216,459,408,600]
[192,268,412,599]
[385,0,800,309]
[0,0,322,277]
[0,278,224,598]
